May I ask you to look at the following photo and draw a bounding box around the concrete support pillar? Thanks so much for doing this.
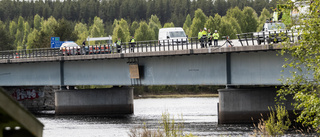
[55,87,133,115]
[218,87,295,124]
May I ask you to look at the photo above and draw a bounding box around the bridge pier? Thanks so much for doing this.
[55,87,133,115]
[218,87,295,124]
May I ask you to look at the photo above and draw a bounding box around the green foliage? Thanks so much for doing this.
[112,18,131,42]
[74,22,89,45]
[0,21,14,50]
[163,22,175,28]
[134,21,155,41]
[212,14,222,33]
[149,15,162,40]
[53,18,78,42]
[160,112,184,137]
[242,6,258,33]
[128,112,196,137]
[278,0,320,133]
[33,14,42,30]
[257,8,271,32]
[226,7,245,33]
[189,9,207,37]
[253,105,291,136]
[130,21,139,36]
[183,14,192,36]
[220,17,238,39]
[89,17,106,44]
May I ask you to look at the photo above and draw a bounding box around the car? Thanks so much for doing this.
[60,42,81,55]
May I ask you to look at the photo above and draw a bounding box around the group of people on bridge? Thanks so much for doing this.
[115,36,136,53]
[198,28,219,48]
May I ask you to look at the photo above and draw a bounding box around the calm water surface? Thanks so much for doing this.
[36,97,254,137]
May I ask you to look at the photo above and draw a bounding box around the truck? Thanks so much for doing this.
[158,27,188,45]
[254,21,287,45]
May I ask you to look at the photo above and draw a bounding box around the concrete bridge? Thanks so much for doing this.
[0,38,297,124]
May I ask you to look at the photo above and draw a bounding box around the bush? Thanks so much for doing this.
[253,105,291,136]
[128,112,196,137]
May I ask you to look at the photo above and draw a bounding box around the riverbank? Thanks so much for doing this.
[135,93,218,99]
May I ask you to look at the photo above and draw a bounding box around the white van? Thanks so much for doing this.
[158,27,188,45]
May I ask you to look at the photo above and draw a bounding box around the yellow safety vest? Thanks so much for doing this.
[130,39,135,42]
[198,32,202,39]
[213,33,219,40]
[202,30,207,36]
[117,40,121,45]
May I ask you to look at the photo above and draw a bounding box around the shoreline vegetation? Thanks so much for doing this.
[135,93,218,99]
[132,85,222,99]
[77,85,222,99]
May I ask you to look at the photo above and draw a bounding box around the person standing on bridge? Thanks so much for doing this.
[208,29,212,46]
[198,29,202,43]
[201,28,208,48]
[130,36,135,53]
[116,38,122,53]
[213,30,219,47]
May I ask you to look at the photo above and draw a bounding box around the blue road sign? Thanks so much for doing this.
[50,37,62,48]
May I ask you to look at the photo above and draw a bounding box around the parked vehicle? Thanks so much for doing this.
[60,42,80,55]
[254,21,287,44]
[158,27,188,45]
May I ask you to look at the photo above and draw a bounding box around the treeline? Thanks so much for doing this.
[0,0,276,26]
[0,0,276,51]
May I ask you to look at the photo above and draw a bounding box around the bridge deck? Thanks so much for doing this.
[0,44,283,64]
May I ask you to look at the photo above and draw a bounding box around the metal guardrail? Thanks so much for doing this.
[0,34,297,60]
[236,30,297,46]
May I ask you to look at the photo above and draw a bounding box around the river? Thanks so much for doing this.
[36,97,254,137]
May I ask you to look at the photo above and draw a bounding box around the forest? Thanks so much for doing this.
[0,0,278,51]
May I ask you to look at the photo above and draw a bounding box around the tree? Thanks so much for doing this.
[257,8,271,32]
[74,22,89,45]
[112,18,131,43]
[226,7,245,33]
[242,6,258,33]
[163,22,174,28]
[0,21,14,50]
[130,21,139,36]
[53,18,78,41]
[278,0,320,133]
[204,16,214,32]
[189,8,207,37]
[89,16,105,38]
[134,21,155,41]
[212,14,222,33]
[183,14,192,36]
[34,14,42,30]
[219,17,237,39]
[149,15,162,39]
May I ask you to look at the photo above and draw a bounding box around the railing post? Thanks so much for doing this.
[251,33,254,45]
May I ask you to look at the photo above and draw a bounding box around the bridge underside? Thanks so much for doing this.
[0,51,291,86]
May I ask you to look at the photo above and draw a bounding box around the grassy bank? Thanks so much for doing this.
[76,85,223,98]
[135,93,218,99]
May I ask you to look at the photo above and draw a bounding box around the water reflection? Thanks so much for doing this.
[37,97,254,137]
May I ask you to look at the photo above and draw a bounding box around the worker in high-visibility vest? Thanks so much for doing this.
[273,8,278,22]
[130,36,135,52]
[198,29,202,42]
[116,38,122,53]
[208,29,212,46]
[213,30,219,47]
[201,28,208,48]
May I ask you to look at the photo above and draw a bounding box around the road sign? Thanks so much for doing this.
[50,41,63,48]
[50,37,62,48]
[51,37,60,41]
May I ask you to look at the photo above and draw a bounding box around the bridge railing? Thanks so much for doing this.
[0,33,298,60]
[236,30,297,46]
[0,48,61,59]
